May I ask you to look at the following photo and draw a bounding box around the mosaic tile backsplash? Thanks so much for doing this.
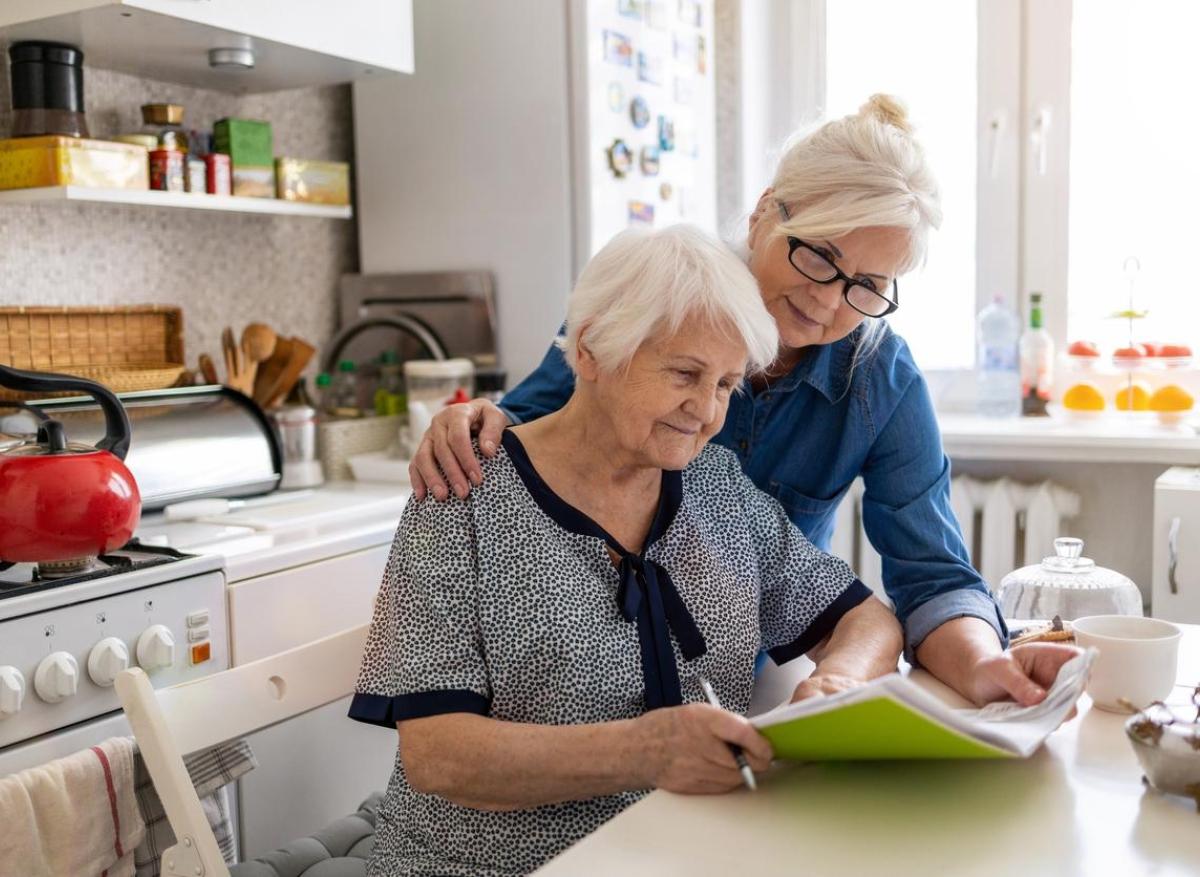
[0,63,358,376]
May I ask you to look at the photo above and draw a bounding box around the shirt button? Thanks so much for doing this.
[739,440,748,452]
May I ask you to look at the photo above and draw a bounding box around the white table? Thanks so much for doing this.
[536,625,1200,877]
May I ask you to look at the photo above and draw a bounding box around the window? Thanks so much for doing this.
[825,0,979,370]
[1067,1,1200,350]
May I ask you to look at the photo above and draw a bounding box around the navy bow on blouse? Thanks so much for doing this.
[499,430,707,711]
[616,554,707,709]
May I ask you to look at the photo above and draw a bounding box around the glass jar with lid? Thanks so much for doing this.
[997,537,1144,620]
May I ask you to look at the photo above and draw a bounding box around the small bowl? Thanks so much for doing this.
[1125,705,1200,810]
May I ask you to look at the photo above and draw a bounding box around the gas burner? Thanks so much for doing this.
[0,542,193,601]
[35,557,97,580]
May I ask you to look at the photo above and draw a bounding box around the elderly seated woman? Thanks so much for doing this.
[349,225,903,877]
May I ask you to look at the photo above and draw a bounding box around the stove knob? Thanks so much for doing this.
[34,652,79,703]
[88,637,131,687]
[0,666,25,718]
[136,625,176,673]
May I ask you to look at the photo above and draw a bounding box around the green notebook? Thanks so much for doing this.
[751,649,1095,761]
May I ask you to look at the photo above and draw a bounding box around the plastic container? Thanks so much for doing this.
[997,537,1144,621]
[976,296,1021,418]
[404,358,475,411]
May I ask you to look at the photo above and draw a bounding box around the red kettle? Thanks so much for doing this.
[0,364,141,565]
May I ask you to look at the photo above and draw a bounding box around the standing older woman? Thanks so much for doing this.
[351,226,901,876]
[409,94,1079,709]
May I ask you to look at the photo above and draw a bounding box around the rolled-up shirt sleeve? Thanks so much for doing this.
[730,452,872,665]
[859,369,1008,663]
[349,495,490,729]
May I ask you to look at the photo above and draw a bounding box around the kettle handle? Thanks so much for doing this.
[0,364,132,460]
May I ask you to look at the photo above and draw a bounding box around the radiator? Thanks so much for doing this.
[830,477,1081,597]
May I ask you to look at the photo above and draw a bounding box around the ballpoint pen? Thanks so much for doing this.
[697,675,757,791]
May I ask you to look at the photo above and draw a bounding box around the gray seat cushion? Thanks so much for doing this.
[230,793,382,877]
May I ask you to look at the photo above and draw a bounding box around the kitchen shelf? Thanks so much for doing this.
[0,186,352,218]
[938,412,1200,465]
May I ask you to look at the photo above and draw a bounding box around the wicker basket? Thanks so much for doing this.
[318,415,404,481]
[0,305,185,400]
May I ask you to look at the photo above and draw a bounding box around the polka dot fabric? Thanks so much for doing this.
[351,438,870,876]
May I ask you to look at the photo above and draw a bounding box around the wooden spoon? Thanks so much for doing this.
[240,323,277,391]
[221,327,242,390]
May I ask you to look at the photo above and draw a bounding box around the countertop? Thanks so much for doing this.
[536,624,1200,877]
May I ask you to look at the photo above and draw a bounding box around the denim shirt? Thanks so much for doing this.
[499,325,1008,662]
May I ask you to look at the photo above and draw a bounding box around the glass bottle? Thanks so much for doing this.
[1020,291,1055,416]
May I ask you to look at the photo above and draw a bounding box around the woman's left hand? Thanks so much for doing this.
[965,642,1083,708]
[790,672,865,703]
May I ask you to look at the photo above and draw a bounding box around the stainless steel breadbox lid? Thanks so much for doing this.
[0,385,281,510]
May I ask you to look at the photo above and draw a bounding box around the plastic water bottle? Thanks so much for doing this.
[976,296,1021,418]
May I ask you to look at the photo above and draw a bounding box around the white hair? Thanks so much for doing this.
[557,224,778,377]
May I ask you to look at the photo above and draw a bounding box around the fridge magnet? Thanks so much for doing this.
[657,115,676,151]
[673,75,695,104]
[603,30,633,66]
[637,51,663,85]
[618,0,644,20]
[678,0,702,28]
[628,200,655,226]
[607,81,625,112]
[672,32,697,65]
[646,0,669,29]
[697,34,707,75]
[640,145,661,176]
[659,181,673,201]
[607,139,634,177]
[630,95,651,128]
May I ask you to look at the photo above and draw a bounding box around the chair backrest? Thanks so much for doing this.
[114,624,369,877]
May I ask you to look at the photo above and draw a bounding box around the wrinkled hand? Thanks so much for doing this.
[967,643,1084,715]
[408,398,509,501]
[790,673,866,703]
[636,703,773,795]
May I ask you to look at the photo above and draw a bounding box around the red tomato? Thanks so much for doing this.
[1159,344,1193,358]
[1068,340,1101,357]
[1114,344,1149,359]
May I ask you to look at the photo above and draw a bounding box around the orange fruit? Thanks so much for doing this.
[1149,384,1194,412]
[1115,381,1151,411]
[1062,383,1106,411]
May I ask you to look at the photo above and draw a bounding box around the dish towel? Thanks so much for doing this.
[133,738,258,877]
[0,736,146,877]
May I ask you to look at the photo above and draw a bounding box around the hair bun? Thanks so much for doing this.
[859,93,912,134]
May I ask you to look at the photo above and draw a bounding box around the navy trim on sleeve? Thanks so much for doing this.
[347,690,491,729]
[766,579,873,665]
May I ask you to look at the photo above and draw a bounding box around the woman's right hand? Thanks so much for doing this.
[409,398,510,501]
[635,704,774,794]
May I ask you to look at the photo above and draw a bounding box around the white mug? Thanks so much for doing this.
[1072,615,1182,712]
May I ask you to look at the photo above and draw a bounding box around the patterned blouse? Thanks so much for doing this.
[350,430,871,876]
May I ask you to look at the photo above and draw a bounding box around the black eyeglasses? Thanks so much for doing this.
[776,203,899,318]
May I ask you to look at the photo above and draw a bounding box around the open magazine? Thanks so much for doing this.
[751,648,1096,760]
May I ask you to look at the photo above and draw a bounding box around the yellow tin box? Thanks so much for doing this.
[275,157,350,205]
[0,136,150,191]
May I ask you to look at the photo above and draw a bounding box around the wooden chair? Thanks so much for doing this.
[114,625,370,877]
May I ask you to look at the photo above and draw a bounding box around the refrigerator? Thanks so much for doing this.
[352,0,717,384]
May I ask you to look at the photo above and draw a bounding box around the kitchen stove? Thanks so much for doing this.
[0,547,227,769]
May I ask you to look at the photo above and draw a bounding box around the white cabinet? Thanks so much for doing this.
[0,0,412,93]
[1152,467,1200,623]
[227,543,397,858]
